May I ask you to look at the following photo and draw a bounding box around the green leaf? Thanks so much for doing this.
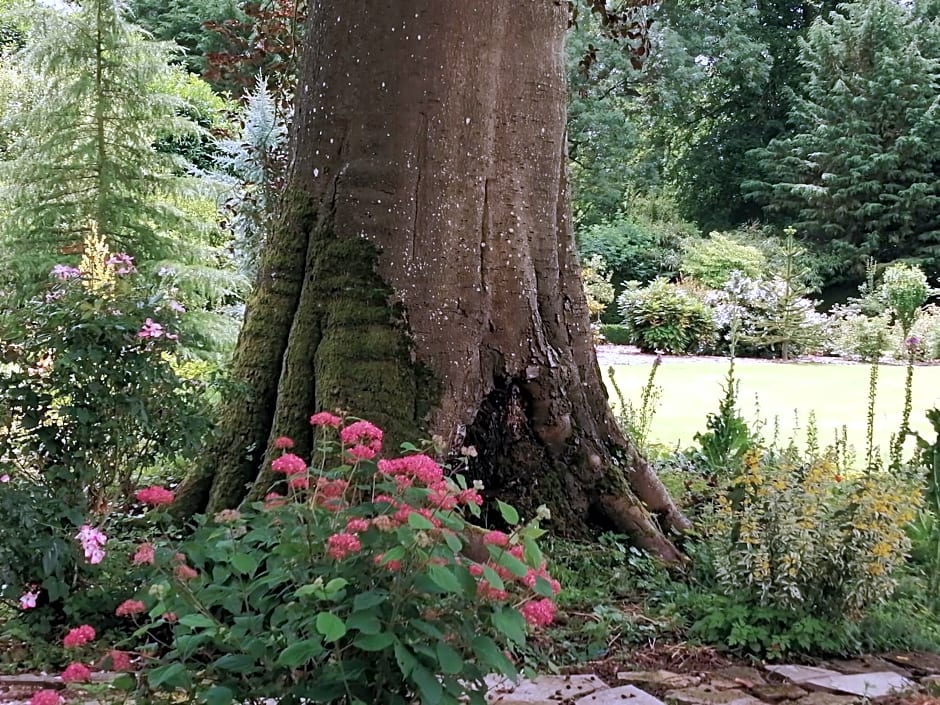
[408,512,436,530]
[353,632,395,651]
[203,686,234,705]
[481,565,505,591]
[276,639,324,668]
[325,577,349,593]
[353,590,389,610]
[471,635,517,678]
[346,610,382,634]
[315,611,347,642]
[436,642,464,674]
[523,536,543,567]
[496,500,519,525]
[148,662,190,689]
[212,653,256,673]
[111,673,136,691]
[394,641,417,676]
[444,531,463,553]
[491,606,527,645]
[428,564,463,594]
[179,613,216,629]
[230,553,259,575]
[494,551,529,578]
[533,576,556,598]
[412,664,443,704]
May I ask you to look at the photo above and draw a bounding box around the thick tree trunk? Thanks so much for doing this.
[180,0,689,560]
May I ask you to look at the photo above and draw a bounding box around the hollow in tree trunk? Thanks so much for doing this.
[175,0,690,561]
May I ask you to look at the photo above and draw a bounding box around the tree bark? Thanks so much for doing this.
[180,0,690,560]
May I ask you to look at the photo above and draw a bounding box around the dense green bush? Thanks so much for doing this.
[680,231,768,288]
[599,324,632,345]
[130,417,558,705]
[617,279,716,354]
[0,236,211,610]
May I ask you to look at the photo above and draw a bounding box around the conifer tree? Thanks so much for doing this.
[744,0,940,276]
[0,0,227,302]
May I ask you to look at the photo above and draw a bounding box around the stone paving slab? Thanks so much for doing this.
[764,666,843,684]
[487,675,609,704]
[575,685,667,705]
[883,652,940,675]
[798,672,915,698]
[751,684,809,702]
[617,671,702,689]
[711,668,767,689]
[789,692,860,705]
[665,686,765,705]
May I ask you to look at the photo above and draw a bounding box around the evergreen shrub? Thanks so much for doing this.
[617,278,716,354]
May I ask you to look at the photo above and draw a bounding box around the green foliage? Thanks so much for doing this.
[581,254,615,323]
[0,242,210,610]
[680,231,767,288]
[617,278,716,354]
[608,359,662,453]
[880,262,931,335]
[912,408,940,609]
[133,424,557,705]
[693,360,757,475]
[598,324,632,345]
[744,0,940,276]
[704,446,921,619]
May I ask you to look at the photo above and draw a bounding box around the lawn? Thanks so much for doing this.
[605,355,940,458]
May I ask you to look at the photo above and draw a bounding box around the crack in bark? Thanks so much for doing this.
[410,112,428,265]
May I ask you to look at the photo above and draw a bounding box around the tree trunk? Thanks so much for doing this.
[178,0,690,560]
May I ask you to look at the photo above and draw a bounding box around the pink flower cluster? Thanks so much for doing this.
[19,590,38,610]
[326,532,361,560]
[340,420,383,460]
[309,411,342,428]
[137,318,177,340]
[63,624,95,648]
[106,253,135,275]
[51,264,81,281]
[115,599,146,617]
[76,525,107,565]
[30,690,61,705]
[61,662,92,683]
[520,598,557,627]
[272,453,307,475]
[135,485,175,506]
[132,542,155,565]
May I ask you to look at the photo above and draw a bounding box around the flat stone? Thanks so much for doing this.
[822,657,911,678]
[765,666,842,684]
[617,672,702,689]
[665,686,764,705]
[752,684,809,702]
[791,692,859,705]
[576,685,667,705]
[0,675,62,687]
[800,672,915,698]
[883,652,940,675]
[709,668,767,689]
[487,675,609,704]
[922,674,940,690]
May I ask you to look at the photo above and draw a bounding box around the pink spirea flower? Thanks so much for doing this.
[132,542,155,565]
[457,488,484,506]
[109,650,132,671]
[340,420,383,453]
[137,318,164,339]
[347,444,377,461]
[106,253,135,275]
[115,599,146,617]
[483,530,510,547]
[523,566,562,595]
[316,477,349,498]
[135,485,175,506]
[263,492,286,510]
[345,518,370,533]
[326,532,362,560]
[0,474,9,483]
[374,553,402,571]
[377,454,443,485]
[309,411,342,428]
[468,564,484,577]
[61,662,92,683]
[288,475,310,490]
[51,264,81,280]
[271,453,307,475]
[76,525,107,565]
[273,436,294,450]
[62,625,95,648]
[19,591,38,610]
[520,598,557,627]
[477,580,509,602]
[30,690,61,705]
[175,564,198,581]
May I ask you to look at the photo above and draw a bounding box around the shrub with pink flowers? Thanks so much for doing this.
[133,415,560,705]
[0,236,210,618]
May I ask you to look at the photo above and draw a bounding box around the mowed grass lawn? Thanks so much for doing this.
[605,356,940,457]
